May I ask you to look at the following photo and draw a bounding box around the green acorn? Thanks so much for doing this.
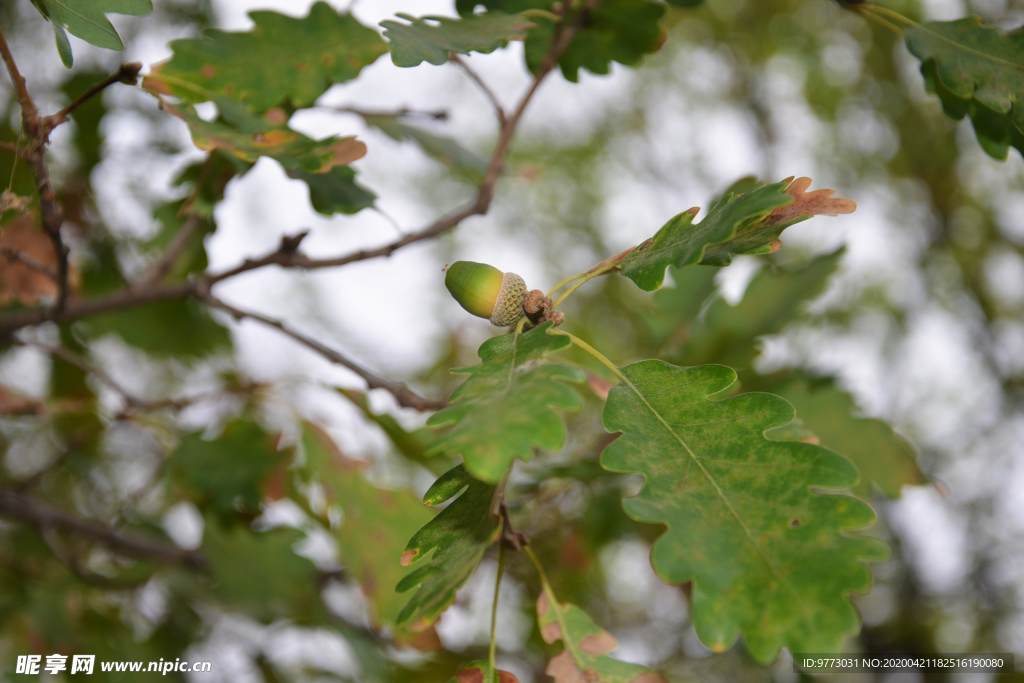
[444,261,528,326]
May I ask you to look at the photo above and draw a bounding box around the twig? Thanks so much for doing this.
[0,490,204,567]
[27,341,147,407]
[199,293,448,412]
[449,53,507,127]
[43,62,142,134]
[0,21,69,313]
[0,245,58,279]
[0,24,33,116]
[140,214,202,286]
[22,340,238,416]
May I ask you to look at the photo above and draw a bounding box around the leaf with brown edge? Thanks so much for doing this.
[536,591,667,683]
[766,177,857,228]
[620,177,856,290]
[449,661,521,683]
[153,100,375,215]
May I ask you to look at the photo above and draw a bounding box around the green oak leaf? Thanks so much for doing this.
[455,0,666,82]
[396,465,500,630]
[621,177,855,290]
[156,101,374,215]
[168,418,287,518]
[669,250,843,368]
[144,2,385,112]
[448,661,520,682]
[299,422,433,632]
[904,17,1024,160]
[536,590,667,682]
[29,0,151,65]
[381,12,534,67]
[768,377,926,498]
[600,361,888,661]
[427,323,586,483]
[203,519,324,623]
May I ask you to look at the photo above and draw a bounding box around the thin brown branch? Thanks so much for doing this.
[44,62,142,134]
[449,53,507,127]
[26,341,147,408]
[0,490,204,567]
[0,21,69,314]
[0,245,58,279]
[199,293,448,412]
[140,214,202,286]
[0,23,34,117]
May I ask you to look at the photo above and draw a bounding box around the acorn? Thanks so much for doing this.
[444,261,528,326]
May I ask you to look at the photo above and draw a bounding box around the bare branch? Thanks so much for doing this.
[0,22,34,117]
[199,293,448,412]
[449,53,507,127]
[140,214,202,286]
[0,490,204,567]
[43,62,142,134]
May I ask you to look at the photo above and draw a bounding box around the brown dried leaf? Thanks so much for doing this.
[768,177,856,226]
[0,216,59,305]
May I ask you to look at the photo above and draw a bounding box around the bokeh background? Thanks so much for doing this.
[0,0,1022,680]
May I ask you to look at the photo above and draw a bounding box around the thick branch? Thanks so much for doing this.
[0,490,204,567]
[200,293,448,412]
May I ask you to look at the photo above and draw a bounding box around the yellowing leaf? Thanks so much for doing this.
[144,2,386,112]
[156,101,374,216]
[600,361,888,661]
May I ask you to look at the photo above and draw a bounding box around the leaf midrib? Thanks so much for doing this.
[616,368,816,639]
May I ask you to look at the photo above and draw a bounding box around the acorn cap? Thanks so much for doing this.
[444,261,527,327]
